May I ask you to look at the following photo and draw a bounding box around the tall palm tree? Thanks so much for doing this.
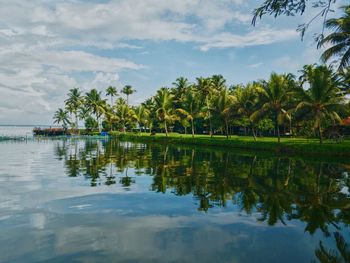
[53,108,70,130]
[106,86,118,106]
[114,101,136,133]
[121,85,136,105]
[196,77,214,136]
[318,5,350,70]
[212,88,236,139]
[172,77,190,98]
[251,73,294,142]
[65,88,83,133]
[338,68,350,93]
[135,105,150,132]
[234,82,263,141]
[85,89,107,132]
[154,88,178,137]
[211,74,226,92]
[296,65,344,144]
[176,85,202,138]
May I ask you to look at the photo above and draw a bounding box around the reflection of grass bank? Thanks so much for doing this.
[110,132,350,157]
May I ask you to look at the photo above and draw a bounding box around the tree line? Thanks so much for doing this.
[54,64,349,144]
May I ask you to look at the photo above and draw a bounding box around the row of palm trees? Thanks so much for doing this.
[54,64,349,143]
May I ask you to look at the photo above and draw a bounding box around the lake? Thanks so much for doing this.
[0,137,349,262]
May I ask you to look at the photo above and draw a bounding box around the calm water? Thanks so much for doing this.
[0,138,350,263]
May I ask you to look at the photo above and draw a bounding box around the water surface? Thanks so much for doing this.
[0,138,349,262]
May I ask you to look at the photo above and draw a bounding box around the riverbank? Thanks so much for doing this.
[110,132,350,157]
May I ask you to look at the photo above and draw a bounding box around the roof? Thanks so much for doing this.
[341,116,350,126]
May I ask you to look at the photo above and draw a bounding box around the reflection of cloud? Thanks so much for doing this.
[30,213,45,229]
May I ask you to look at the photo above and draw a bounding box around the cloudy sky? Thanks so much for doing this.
[0,0,345,125]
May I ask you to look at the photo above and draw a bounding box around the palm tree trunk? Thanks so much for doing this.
[225,119,229,139]
[75,113,79,135]
[206,97,213,137]
[97,115,101,133]
[252,127,257,142]
[318,124,323,144]
[191,119,195,138]
[164,121,168,137]
[275,112,280,143]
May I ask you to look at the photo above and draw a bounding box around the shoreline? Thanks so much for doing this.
[110,132,350,158]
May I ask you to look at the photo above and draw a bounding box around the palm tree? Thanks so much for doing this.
[85,89,107,132]
[114,102,136,133]
[318,6,350,70]
[234,83,263,141]
[296,65,344,144]
[176,85,202,137]
[154,88,178,137]
[212,88,236,139]
[135,105,150,132]
[211,74,226,92]
[196,77,214,136]
[65,88,82,133]
[338,68,350,93]
[172,77,190,99]
[53,108,70,130]
[103,104,118,131]
[121,85,136,105]
[106,86,118,106]
[251,73,294,142]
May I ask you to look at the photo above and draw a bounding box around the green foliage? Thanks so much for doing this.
[85,116,98,130]
[53,64,350,144]
[256,118,275,133]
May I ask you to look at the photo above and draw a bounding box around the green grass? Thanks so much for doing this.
[109,131,350,157]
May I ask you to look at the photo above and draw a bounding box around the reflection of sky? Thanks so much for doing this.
[0,139,348,262]
[1,193,317,263]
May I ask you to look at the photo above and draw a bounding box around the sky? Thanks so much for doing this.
[0,0,346,125]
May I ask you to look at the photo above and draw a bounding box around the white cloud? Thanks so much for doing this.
[0,0,301,124]
[199,29,299,51]
[249,62,263,68]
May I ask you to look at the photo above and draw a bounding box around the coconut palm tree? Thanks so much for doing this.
[135,105,150,132]
[121,85,136,105]
[53,108,70,130]
[318,5,350,70]
[106,86,118,106]
[196,77,214,136]
[85,89,107,132]
[172,77,190,98]
[296,65,344,144]
[251,73,294,142]
[114,102,136,133]
[103,104,118,131]
[65,88,83,133]
[154,88,178,137]
[234,82,263,141]
[212,88,236,139]
[176,85,202,138]
[211,74,226,92]
[338,68,350,93]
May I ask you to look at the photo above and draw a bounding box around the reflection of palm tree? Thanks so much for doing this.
[314,232,350,263]
[293,163,340,235]
[120,167,135,188]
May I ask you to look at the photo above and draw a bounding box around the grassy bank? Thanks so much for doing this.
[110,132,350,157]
